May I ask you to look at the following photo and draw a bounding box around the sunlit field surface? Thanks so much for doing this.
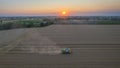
[0,24,120,68]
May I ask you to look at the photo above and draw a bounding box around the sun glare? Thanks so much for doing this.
[59,10,69,16]
[62,11,67,15]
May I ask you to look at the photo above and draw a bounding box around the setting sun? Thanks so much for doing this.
[59,10,69,16]
[61,11,68,16]
[62,11,66,15]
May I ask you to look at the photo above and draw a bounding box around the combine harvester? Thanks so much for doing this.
[61,48,72,54]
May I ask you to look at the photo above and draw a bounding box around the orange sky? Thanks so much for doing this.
[0,0,120,16]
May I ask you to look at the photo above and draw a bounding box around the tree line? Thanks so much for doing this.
[0,19,54,30]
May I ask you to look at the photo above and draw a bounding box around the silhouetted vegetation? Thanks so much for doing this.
[0,16,120,30]
[0,19,54,30]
